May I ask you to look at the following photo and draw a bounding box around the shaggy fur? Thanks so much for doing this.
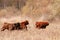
[20,20,29,30]
[1,23,15,31]
[35,22,49,29]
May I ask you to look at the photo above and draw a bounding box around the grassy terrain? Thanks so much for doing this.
[0,0,60,40]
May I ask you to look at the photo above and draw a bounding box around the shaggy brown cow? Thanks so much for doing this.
[1,22,15,31]
[1,20,29,31]
[20,20,29,30]
[35,22,49,29]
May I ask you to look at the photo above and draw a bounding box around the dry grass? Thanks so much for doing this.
[0,0,60,40]
[0,17,60,40]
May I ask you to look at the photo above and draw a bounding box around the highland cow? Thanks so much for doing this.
[35,22,49,29]
[1,20,29,31]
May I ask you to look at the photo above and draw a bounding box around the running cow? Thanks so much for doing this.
[35,21,49,29]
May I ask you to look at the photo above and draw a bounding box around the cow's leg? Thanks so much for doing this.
[1,27,5,31]
[41,25,46,29]
[22,26,27,30]
[36,25,41,29]
[8,25,13,31]
[17,26,20,30]
[23,26,27,30]
[25,26,27,30]
[13,26,16,30]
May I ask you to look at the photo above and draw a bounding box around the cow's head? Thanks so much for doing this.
[25,20,29,25]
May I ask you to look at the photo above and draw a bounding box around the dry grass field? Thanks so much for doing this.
[0,0,60,40]
[0,16,60,40]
